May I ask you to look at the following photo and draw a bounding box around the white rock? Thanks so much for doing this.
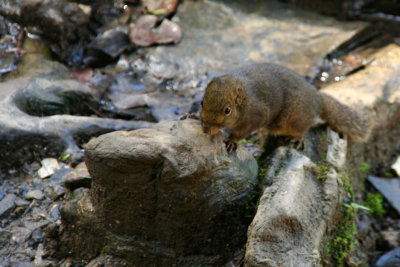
[391,156,400,176]
[38,158,60,179]
[25,190,44,200]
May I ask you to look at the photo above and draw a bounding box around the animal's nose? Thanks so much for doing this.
[202,126,211,134]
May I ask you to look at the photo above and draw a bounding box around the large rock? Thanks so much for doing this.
[245,130,345,266]
[322,43,400,193]
[139,0,366,76]
[0,39,151,170]
[60,119,258,265]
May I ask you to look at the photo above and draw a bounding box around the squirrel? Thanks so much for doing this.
[200,63,372,151]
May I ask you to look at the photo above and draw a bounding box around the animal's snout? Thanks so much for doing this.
[202,125,211,134]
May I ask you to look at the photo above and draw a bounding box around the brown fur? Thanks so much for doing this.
[200,63,372,150]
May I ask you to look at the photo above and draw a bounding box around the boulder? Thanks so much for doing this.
[245,130,345,266]
[0,39,151,170]
[60,119,258,265]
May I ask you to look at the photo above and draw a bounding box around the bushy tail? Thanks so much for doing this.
[320,93,372,142]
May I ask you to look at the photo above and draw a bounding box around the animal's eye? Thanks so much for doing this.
[224,106,231,115]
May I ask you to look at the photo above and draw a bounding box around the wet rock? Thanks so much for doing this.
[245,130,344,266]
[64,162,91,191]
[0,39,152,171]
[0,18,21,77]
[0,193,16,218]
[38,158,61,179]
[129,15,157,46]
[368,176,400,214]
[0,52,18,76]
[25,190,44,200]
[152,18,182,44]
[376,247,400,267]
[43,168,71,200]
[65,119,258,265]
[84,28,131,68]
[322,44,400,108]
[141,0,365,76]
[0,0,90,65]
[89,28,130,59]
[14,197,30,207]
[129,15,182,46]
[0,190,5,201]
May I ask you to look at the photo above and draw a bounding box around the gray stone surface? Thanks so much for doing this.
[376,247,400,267]
[147,0,365,76]
[0,194,16,218]
[245,133,344,266]
[25,190,44,200]
[66,118,258,265]
[0,41,152,170]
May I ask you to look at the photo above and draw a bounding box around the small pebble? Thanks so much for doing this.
[38,158,60,179]
[25,190,44,200]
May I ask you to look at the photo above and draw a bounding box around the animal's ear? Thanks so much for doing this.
[235,87,244,105]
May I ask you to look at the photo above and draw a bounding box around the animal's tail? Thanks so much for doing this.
[319,93,373,142]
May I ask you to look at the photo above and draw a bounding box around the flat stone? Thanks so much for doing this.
[322,44,400,108]
[150,0,366,75]
[25,190,44,200]
[14,198,30,207]
[368,176,400,214]
[0,194,16,218]
[376,247,400,267]
[38,158,60,179]
[43,168,71,200]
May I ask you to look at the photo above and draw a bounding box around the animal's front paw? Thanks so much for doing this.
[288,136,304,150]
[179,113,199,120]
[224,139,238,152]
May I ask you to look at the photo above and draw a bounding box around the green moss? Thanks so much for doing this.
[327,174,357,266]
[365,193,387,217]
[238,138,255,144]
[314,161,331,182]
[100,245,110,254]
[359,159,371,176]
[384,171,394,178]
